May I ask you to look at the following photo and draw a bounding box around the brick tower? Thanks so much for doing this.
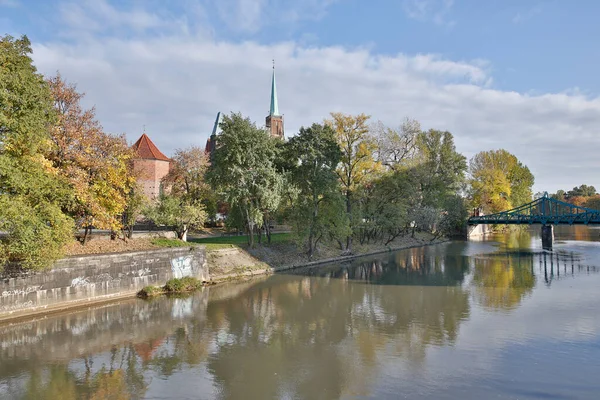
[265,62,284,139]
[132,133,170,200]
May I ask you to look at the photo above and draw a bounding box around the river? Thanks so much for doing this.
[1,226,599,399]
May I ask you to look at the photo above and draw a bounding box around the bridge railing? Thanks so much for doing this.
[468,193,600,225]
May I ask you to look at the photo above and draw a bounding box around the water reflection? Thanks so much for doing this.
[1,227,600,399]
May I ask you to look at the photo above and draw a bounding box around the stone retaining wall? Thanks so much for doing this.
[0,246,208,321]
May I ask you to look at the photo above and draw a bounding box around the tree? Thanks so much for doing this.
[567,184,597,198]
[163,146,210,202]
[0,35,74,270]
[469,149,534,214]
[47,74,136,243]
[551,189,566,201]
[326,112,381,253]
[438,195,469,237]
[144,194,206,241]
[355,172,411,245]
[146,146,211,240]
[207,113,283,247]
[414,129,467,209]
[284,123,345,258]
[370,118,420,171]
[121,185,146,239]
[584,196,600,210]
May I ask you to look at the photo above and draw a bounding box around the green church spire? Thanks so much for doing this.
[270,60,279,116]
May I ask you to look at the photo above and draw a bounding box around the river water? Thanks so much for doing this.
[1,227,599,399]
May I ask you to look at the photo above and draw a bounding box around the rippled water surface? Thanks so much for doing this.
[1,226,600,399]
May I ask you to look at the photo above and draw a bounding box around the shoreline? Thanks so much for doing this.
[209,237,449,283]
[0,237,449,324]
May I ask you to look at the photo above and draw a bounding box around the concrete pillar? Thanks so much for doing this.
[541,224,554,250]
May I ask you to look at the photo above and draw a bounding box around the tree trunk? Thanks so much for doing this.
[181,224,187,242]
[244,207,254,247]
[264,215,272,244]
[82,225,92,244]
[345,190,352,253]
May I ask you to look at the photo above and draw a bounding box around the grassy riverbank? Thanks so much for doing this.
[137,277,205,298]
[194,232,443,282]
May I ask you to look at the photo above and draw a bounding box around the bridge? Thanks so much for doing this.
[467,193,600,249]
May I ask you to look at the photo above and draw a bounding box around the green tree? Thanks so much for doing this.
[145,146,210,240]
[438,195,469,237]
[145,194,206,241]
[327,112,381,253]
[469,149,534,214]
[551,189,566,201]
[122,185,146,239]
[207,113,283,247]
[0,35,74,270]
[415,129,467,208]
[567,184,596,198]
[355,172,411,245]
[284,123,345,258]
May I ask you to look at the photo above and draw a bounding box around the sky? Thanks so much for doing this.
[2,0,600,193]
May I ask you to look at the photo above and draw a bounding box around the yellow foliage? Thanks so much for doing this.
[325,112,382,192]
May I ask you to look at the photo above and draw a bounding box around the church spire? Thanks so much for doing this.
[270,60,279,116]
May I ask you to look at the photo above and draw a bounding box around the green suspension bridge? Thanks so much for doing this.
[467,193,600,249]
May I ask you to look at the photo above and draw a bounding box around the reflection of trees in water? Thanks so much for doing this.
[502,228,533,250]
[471,253,535,310]
[20,343,148,400]
[204,260,471,400]
[301,244,471,287]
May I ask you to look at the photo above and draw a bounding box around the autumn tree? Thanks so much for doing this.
[0,35,74,270]
[584,196,600,210]
[145,146,209,240]
[47,74,137,243]
[469,149,534,214]
[326,112,381,253]
[207,113,283,247]
[283,123,346,259]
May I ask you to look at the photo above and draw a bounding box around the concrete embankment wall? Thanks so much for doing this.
[0,246,208,321]
[467,224,493,239]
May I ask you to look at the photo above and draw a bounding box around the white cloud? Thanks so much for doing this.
[403,0,455,27]
[28,1,600,193]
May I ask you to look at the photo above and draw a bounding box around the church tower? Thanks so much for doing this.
[265,62,284,139]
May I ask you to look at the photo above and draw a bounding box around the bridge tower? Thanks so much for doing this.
[541,225,554,250]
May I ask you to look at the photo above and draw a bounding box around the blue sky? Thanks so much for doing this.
[2,0,600,191]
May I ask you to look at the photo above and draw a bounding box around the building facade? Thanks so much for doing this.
[132,133,170,200]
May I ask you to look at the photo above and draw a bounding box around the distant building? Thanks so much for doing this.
[205,64,284,158]
[204,112,223,161]
[265,64,284,139]
[132,133,170,200]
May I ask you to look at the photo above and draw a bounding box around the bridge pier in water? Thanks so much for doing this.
[541,225,554,250]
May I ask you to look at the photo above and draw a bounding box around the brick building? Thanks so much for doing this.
[132,133,170,200]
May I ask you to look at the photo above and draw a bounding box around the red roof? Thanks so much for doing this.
[132,133,170,161]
